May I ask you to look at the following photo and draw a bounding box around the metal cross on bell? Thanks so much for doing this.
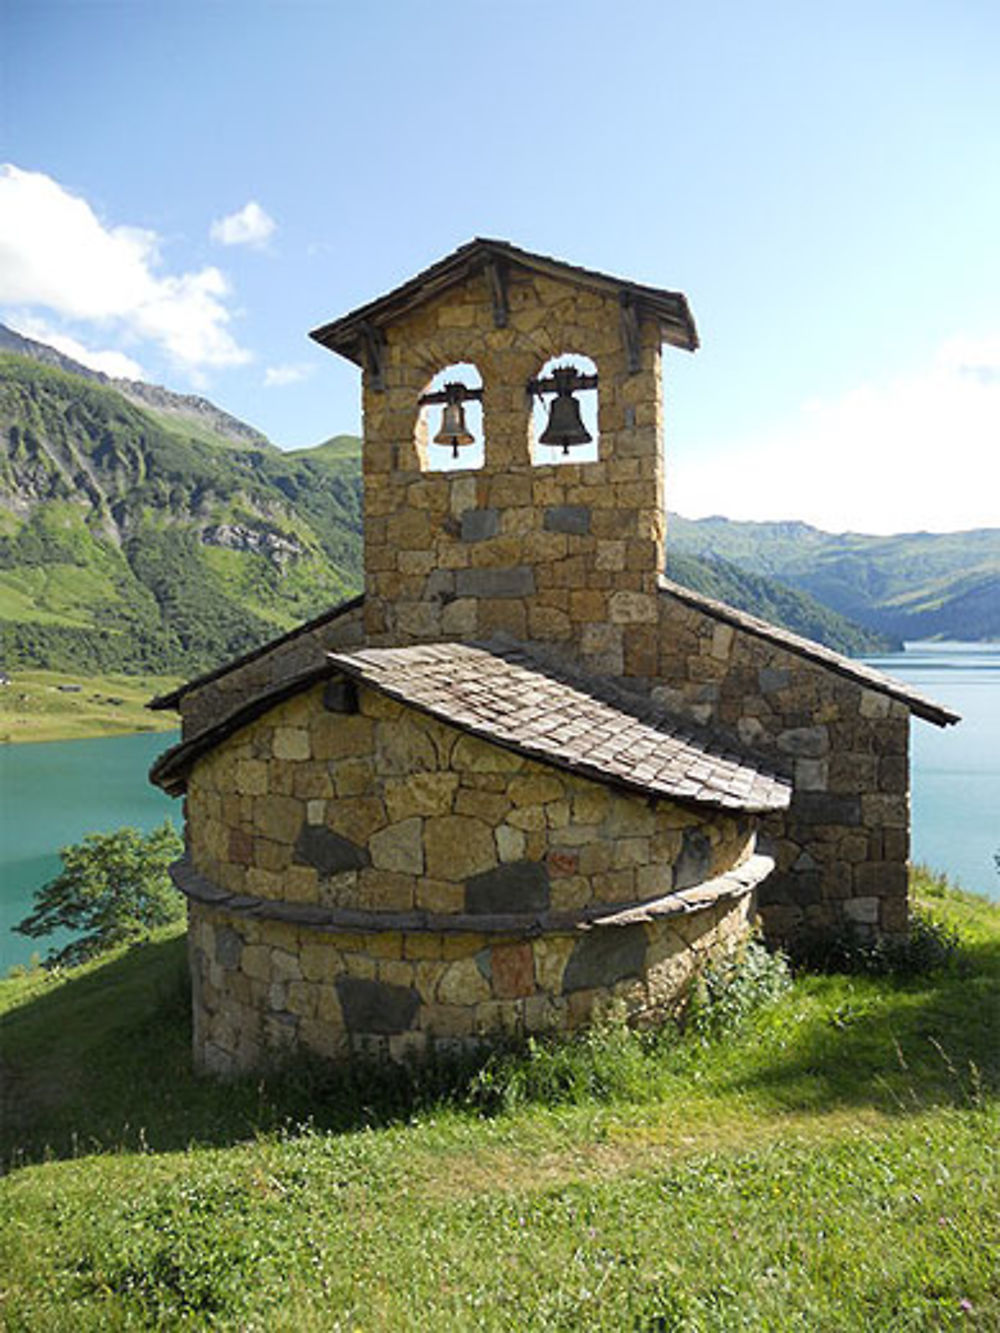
[538,366,593,454]
[433,382,476,459]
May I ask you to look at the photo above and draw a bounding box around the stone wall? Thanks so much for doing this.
[647,586,910,943]
[359,269,667,677]
[187,885,757,1076]
[186,680,754,917]
[177,601,365,739]
[180,676,764,1072]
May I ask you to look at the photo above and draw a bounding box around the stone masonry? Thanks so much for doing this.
[151,239,958,1073]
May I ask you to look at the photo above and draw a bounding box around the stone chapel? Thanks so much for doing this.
[149,238,957,1074]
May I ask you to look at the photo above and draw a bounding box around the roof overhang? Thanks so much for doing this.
[309,237,699,367]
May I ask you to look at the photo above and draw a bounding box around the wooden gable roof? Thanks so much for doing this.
[309,237,699,367]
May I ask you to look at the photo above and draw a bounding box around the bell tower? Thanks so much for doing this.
[310,239,697,681]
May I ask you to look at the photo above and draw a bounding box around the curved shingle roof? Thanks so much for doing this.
[329,641,791,814]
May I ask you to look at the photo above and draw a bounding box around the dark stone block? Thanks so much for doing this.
[466,860,550,915]
[794,793,861,827]
[335,977,420,1034]
[460,507,500,542]
[544,505,591,535]
[674,829,712,890]
[455,566,536,599]
[758,667,790,694]
[214,924,243,969]
[323,678,359,714]
[294,824,369,874]
[562,924,647,993]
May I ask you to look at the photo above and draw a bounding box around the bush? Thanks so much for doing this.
[684,935,792,1040]
[789,905,962,978]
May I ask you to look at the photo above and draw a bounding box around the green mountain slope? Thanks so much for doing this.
[0,353,362,675]
[664,552,899,653]
[3,336,986,678]
[669,514,1000,641]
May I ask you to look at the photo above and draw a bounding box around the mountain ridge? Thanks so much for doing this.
[1,336,993,681]
[0,322,274,452]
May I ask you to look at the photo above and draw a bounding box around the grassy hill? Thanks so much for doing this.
[669,515,1000,642]
[0,353,363,676]
[1,869,997,1329]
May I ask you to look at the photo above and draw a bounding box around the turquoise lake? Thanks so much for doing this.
[1,642,997,973]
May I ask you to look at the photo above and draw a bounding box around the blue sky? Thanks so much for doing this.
[2,0,998,533]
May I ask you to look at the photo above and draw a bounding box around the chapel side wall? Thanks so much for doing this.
[184,680,755,916]
[176,602,365,738]
[653,590,909,943]
[360,269,666,678]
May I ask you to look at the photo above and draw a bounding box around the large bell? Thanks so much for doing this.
[538,367,592,454]
[433,383,475,458]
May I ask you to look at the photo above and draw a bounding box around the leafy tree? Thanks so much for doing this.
[15,822,185,968]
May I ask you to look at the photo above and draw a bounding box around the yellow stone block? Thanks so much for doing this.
[273,727,311,762]
[384,772,458,822]
[326,796,387,844]
[508,774,564,806]
[437,957,491,1006]
[424,814,497,880]
[311,713,376,762]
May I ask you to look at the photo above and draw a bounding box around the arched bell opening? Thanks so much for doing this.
[416,362,484,472]
[529,353,599,466]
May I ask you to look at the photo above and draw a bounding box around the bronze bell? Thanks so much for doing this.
[539,367,592,454]
[433,383,475,458]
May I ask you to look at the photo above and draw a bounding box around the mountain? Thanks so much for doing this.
[0,323,272,451]
[668,514,1000,642]
[1,331,981,679]
[664,551,898,653]
[0,350,363,675]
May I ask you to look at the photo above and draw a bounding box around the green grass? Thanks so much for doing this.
[1,870,998,1330]
[0,668,182,743]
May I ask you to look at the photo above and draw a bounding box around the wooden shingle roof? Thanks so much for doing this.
[150,640,792,813]
[329,641,791,814]
[309,237,699,364]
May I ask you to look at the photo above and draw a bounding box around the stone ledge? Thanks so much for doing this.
[171,853,773,937]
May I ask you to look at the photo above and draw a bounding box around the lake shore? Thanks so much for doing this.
[0,669,182,744]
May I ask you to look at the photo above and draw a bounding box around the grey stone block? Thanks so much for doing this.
[777,726,828,757]
[543,505,591,535]
[758,668,790,694]
[674,829,712,890]
[214,925,243,969]
[465,860,550,915]
[294,824,369,874]
[562,924,647,993]
[336,977,420,1034]
[455,566,536,599]
[424,569,456,601]
[794,793,862,826]
[461,507,500,542]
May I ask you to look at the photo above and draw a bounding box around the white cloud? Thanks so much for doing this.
[672,337,1000,534]
[264,362,314,388]
[210,201,276,248]
[12,315,145,380]
[0,164,251,372]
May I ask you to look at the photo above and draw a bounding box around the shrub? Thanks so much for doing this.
[789,905,962,978]
[684,935,792,1040]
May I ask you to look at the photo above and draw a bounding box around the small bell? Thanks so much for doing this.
[433,383,475,458]
[538,366,592,454]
